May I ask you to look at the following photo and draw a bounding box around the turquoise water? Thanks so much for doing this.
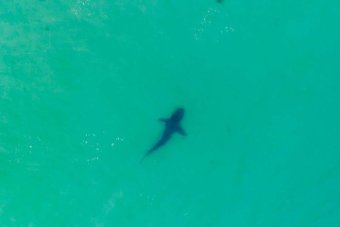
[1,0,340,226]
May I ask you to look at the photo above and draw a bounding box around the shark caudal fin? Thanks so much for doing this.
[140,145,157,163]
[140,150,151,163]
[140,154,147,163]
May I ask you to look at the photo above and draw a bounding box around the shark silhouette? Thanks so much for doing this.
[141,108,186,162]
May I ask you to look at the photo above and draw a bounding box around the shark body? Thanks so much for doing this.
[141,108,186,162]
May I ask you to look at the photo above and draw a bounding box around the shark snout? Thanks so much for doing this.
[174,107,185,119]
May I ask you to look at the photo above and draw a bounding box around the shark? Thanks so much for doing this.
[141,107,186,162]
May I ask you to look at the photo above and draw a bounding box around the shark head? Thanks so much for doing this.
[172,107,185,122]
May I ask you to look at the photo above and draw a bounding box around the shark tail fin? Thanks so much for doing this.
[140,152,149,163]
[140,147,155,163]
[140,155,146,163]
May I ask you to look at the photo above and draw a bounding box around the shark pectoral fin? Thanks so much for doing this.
[159,118,169,123]
[177,125,187,136]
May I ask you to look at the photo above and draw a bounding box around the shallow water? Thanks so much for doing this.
[1,1,340,226]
